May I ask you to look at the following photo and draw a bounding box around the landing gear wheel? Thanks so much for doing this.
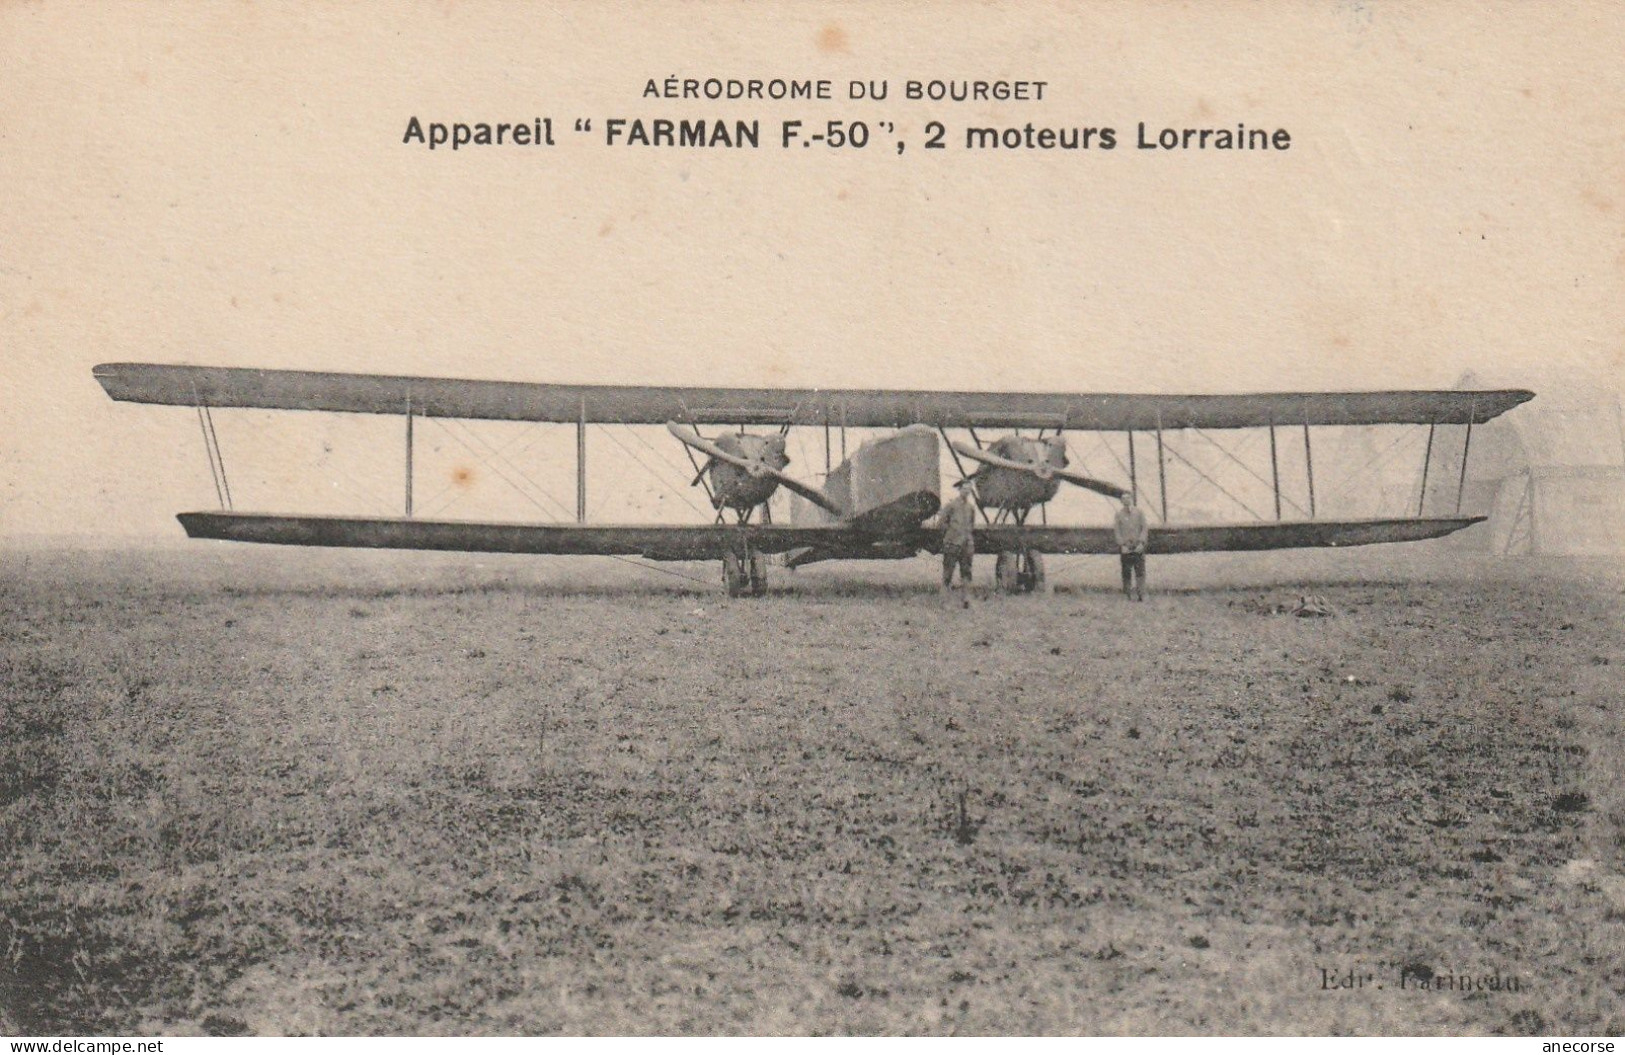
[748,552,769,596]
[996,551,1046,594]
[722,551,748,597]
[995,552,1020,594]
[1020,551,1046,594]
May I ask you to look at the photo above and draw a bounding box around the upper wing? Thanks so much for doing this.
[95,363,1533,429]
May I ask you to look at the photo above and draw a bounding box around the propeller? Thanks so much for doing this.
[948,438,1128,499]
[666,422,845,516]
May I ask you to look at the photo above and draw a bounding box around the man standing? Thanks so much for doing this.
[932,479,978,606]
[1113,492,1149,601]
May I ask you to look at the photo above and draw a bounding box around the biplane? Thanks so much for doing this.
[93,363,1533,595]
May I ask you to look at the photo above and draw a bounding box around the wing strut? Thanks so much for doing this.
[1455,400,1476,514]
[939,426,973,484]
[1303,422,1316,519]
[1417,420,1436,517]
[404,393,414,517]
[1155,414,1169,522]
[576,398,587,523]
[679,435,716,506]
[1269,424,1281,521]
[1127,431,1139,506]
[192,388,232,511]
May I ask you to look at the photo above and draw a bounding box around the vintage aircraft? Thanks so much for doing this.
[93,363,1534,595]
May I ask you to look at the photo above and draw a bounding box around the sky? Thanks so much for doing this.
[2,2,1621,541]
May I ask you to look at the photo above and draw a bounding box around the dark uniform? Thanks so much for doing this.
[1113,496,1149,601]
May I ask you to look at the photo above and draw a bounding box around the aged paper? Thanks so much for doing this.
[3,2,1621,536]
[2,1,1622,1038]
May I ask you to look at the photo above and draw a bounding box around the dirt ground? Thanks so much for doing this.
[2,543,1622,1036]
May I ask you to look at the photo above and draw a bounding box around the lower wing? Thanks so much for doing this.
[176,511,1484,562]
[969,516,1485,554]
[177,512,869,561]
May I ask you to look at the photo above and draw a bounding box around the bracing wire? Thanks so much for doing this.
[418,418,554,517]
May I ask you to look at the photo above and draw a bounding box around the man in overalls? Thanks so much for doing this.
[1113,492,1149,601]
[935,479,978,606]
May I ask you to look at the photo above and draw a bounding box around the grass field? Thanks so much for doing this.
[2,543,1623,1035]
